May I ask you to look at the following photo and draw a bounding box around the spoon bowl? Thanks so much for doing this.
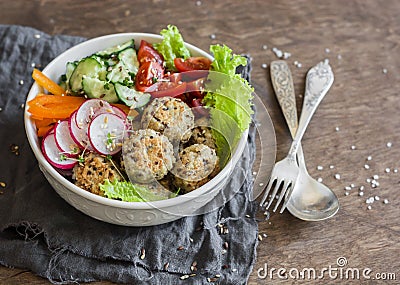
[286,146,339,221]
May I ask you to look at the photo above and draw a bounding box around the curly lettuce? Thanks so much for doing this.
[154,25,191,70]
[203,45,254,164]
[99,179,170,202]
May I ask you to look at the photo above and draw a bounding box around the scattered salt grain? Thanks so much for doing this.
[344,186,351,191]
[262,45,268,50]
[386,142,392,148]
[366,178,371,183]
[34,34,41,39]
[351,145,356,150]
[31,62,36,68]
[367,156,372,161]
[252,171,257,175]
[385,168,391,173]
[350,183,355,188]
[334,174,341,180]
[329,165,335,169]
[283,52,291,59]
[394,168,398,173]
[373,175,379,180]
[359,192,364,196]
[261,63,268,69]
[272,47,283,58]
[19,80,24,85]
[335,127,340,132]
[196,0,202,6]
[317,165,323,170]
[345,192,349,196]
[367,205,372,210]
[259,183,264,187]
[374,196,380,201]
[364,164,370,169]
[359,185,365,191]
[210,34,216,40]
[382,68,388,74]
[317,177,323,183]
[337,54,342,60]
[0,107,2,112]
[383,199,389,204]
[325,48,331,53]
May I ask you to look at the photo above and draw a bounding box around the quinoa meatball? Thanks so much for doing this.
[172,144,220,193]
[141,97,194,143]
[188,117,217,150]
[122,129,175,183]
[72,152,122,196]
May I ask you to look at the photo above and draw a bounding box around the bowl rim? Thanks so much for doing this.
[24,32,249,210]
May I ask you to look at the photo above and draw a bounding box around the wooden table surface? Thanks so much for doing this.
[1,0,399,284]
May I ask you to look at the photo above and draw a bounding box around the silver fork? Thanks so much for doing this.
[260,60,334,212]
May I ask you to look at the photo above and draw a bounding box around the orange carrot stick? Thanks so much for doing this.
[37,125,54,137]
[32,68,66,96]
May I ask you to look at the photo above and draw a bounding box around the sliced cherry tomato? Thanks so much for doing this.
[137,40,164,65]
[135,61,164,92]
[164,72,182,83]
[146,81,187,98]
[186,77,207,98]
[174,57,212,72]
[190,98,208,116]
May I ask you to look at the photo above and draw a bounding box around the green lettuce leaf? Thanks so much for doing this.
[154,25,191,70]
[99,179,169,202]
[203,45,254,164]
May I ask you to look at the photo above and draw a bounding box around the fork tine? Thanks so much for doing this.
[279,183,296,213]
[260,176,276,206]
[265,179,282,209]
[273,180,292,212]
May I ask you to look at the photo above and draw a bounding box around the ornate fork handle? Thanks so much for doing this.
[287,60,334,160]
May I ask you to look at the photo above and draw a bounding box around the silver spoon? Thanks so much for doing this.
[270,60,339,221]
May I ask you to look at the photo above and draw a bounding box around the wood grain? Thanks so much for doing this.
[1,0,399,284]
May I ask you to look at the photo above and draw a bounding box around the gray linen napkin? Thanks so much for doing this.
[0,25,258,285]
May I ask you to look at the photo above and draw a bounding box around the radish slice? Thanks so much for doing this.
[112,105,127,120]
[41,130,77,170]
[69,111,94,151]
[54,120,81,157]
[88,113,126,155]
[75,99,114,129]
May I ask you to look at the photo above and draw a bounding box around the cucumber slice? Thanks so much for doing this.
[118,48,139,74]
[114,83,151,108]
[69,57,104,92]
[82,76,119,103]
[106,62,134,85]
[65,62,77,83]
[96,39,135,57]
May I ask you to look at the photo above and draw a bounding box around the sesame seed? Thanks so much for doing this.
[329,165,335,169]
[180,274,190,280]
[296,62,302,68]
[263,233,268,238]
[374,196,380,201]
[0,107,2,112]
[196,0,202,6]
[20,103,25,109]
[258,234,263,241]
[373,175,379,180]
[283,52,291,59]
[31,62,36,67]
[385,168,390,173]
[252,171,257,175]
[317,165,323,170]
[232,268,237,272]
[261,63,268,69]
[317,177,323,183]
[367,156,372,161]
[210,34,216,39]
[34,34,41,39]
[334,174,341,180]
[0,182,6,188]
[387,142,392,148]
[364,164,370,169]
[345,192,349,196]
[262,44,268,50]
[359,185,365,191]
[367,205,372,210]
[245,214,250,218]
[224,242,229,249]
[337,54,342,60]
[351,145,356,150]
[221,249,227,254]
[19,80,24,85]
[335,127,340,132]
[164,262,169,270]
[394,168,398,173]
[345,186,351,191]
[382,68,388,74]
[366,178,371,183]
[177,246,184,251]
[325,48,331,53]
[140,248,145,260]
[259,183,264,187]
[350,183,355,188]
[359,192,364,196]
[383,199,389,204]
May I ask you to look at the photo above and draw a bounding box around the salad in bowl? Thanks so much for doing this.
[25,25,254,225]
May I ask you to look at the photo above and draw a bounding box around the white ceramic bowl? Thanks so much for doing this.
[24,33,249,226]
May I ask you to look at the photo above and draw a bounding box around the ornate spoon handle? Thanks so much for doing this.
[288,60,334,158]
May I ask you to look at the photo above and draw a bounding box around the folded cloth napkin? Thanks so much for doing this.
[0,25,258,285]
